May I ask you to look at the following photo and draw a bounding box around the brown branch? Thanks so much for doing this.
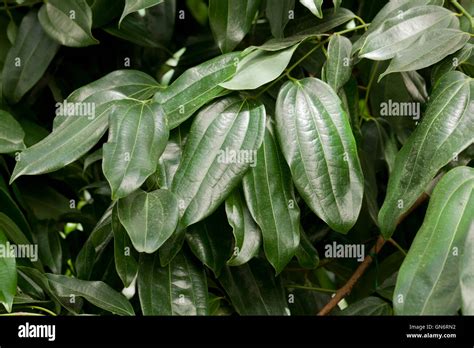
[317,192,429,316]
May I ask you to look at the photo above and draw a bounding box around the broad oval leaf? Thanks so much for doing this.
[209,0,260,53]
[46,274,135,316]
[322,34,353,91]
[225,187,262,266]
[38,0,99,47]
[138,250,208,315]
[0,110,25,153]
[393,166,474,315]
[103,100,169,200]
[153,52,240,129]
[275,78,364,233]
[171,96,266,230]
[218,258,290,315]
[266,0,295,38]
[379,29,470,80]
[358,6,457,61]
[300,0,323,19]
[378,71,473,237]
[120,0,164,25]
[1,11,60,104]
[220,44,299,90]
[0,229,16,313]
[461,225,474,315]
[242,121,300,274]
[117,189,179,254]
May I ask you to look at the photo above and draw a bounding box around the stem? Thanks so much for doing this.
[364,61,379,106]
[354,15,368,30]
[18,305,57,316]
[335,23,370,35]
[0,312,44,316]
[451,0,474,29]
[285,285,337,294]
[388,238,407,256]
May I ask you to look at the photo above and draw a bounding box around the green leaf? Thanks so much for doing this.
[120,0,164,25]
[46,274,135,315]
[209,0,260,53]
[300,0,323,19]
[322,34,353,91]
[38,0,99,47]
[287,7,355,36]
[0,110,25,153]
[275,78,364,233]
[112,206,138,289]
[220,44,299,90]
[393,166,474,315]
[153,52,240,129]
[0,229,17,313]
[225,187,262,266]
[337,297,392,315]
[358,6,457,61]
[242,121,300,274]
[378,71,473,237]
[103,100,169,199]
[332,0,341,12]
[171,96,266,230]
[431,43,473,84]
[33,221,62,274]
[117,189,179,254]
[186,207,233,276]
[218,258,290,315]
[89,0,124,28]
[138,250,208,315]
[379,29,470,80]
[186,0,208,26]
[295,228,319,269]
[266,0,295,38]
[1,11,60,104]
[461,225,474,315]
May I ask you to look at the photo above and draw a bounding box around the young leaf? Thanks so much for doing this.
[275,78,364,233]
[266,0,295,38]
[378,71,473,237]
[358,6,457,61]
[38,0,99,47]
[0,110,25,153]
[138,250,208,315]
[153,52,240,129]
[393,166,474,315]
[225,187,262,266]
[209,0,260,53]
[322,34,353,91]
[46,274,135,315]
[220,44,299,90]
[103,100,169,199]
[117,189,179,254]
[0,229,16,313]
[1,11,60,103]
[120,0,164,25]
[461,225,474,315]
[218,258,290,315]
[300,0,324,19]
[242,121,300,274]
[171,96,266,230]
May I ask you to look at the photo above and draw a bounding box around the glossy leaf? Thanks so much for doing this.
[266,0,295,38]
[393,166,474,315]
[117,189,179,254]
[358,6,457,61]
[275,78,364,233]
[171,96,266,230]
[287,7,355,36]
[46,274,135,315]
[0,110,25,153]
[219,258,290,315]
[120,0,164,24]
[138,250,208,315]
[379,29,470,80]
[337,297,392,315]
[300,0,323,19]
[1,11,60,103]
[103,100,169,199]
[220,44,299,90]
[461,225,474,315]
[322,34,352,91]
[153,52,240,129]
[242,121,300,274]
[225,187,262,266]
[0,229,16,312]
[431,43,473,84]
[209,0,260,53]
[378,71,473,237]
[295,228,319,269]
[38,0,98,47]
